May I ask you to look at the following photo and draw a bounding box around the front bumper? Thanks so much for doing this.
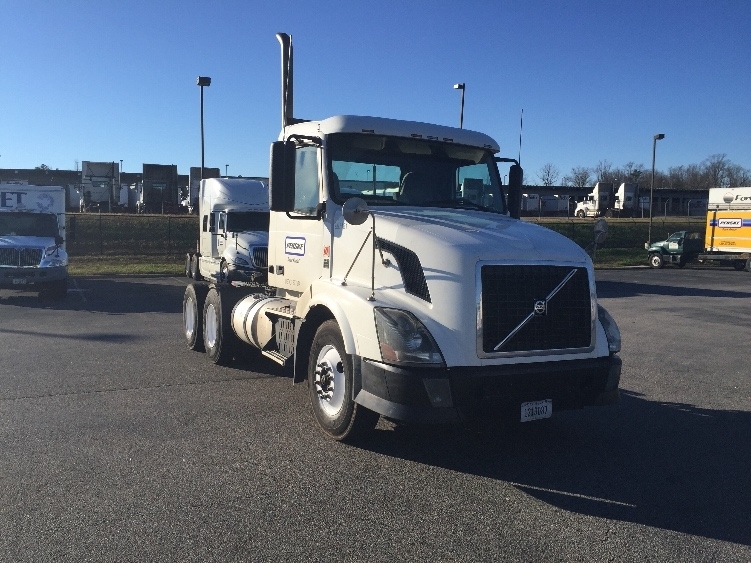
[227,264,267,284]
[0,265,68,289]
[353,355,621,425]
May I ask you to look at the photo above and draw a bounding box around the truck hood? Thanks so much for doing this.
[235,230,269,248]
[372,207,590,265]
[0,235,57,248]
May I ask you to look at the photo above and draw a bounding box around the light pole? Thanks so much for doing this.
[453,83,465,128]
[197,76,212,180]
[648,133,665,245]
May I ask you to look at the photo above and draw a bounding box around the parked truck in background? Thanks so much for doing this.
[612,183,640,217]
[182,33,622,441]
[700,186,751,271]
[185,177,270,284]
[646,187,751,271]
[646,231,703,268]
[0,185,68,298]
[575,182,614,218]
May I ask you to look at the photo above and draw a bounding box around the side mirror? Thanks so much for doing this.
[55,235,65,246]
[506,164,523,219]
[269,140,296,212]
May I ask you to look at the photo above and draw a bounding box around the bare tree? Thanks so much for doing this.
[563,166,592,187]
[536,163,560,186]
[594,160,615,183]
[726,163,751,188]
[703,153,729,189]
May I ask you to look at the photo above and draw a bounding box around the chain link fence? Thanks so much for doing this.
[66,213,197,256]
[64,213,707,258]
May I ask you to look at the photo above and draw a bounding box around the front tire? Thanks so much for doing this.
[576,209,586,218]
[649,253,664,269]
[183,283,208,351]
[308,320,379,441]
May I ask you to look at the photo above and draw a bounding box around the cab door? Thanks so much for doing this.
[268,144,324,295]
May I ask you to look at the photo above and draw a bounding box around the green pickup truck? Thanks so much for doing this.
[646,231,703,268]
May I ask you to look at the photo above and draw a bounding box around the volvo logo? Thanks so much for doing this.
[533,299,547,316]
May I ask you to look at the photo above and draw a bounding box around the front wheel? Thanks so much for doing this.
[576,209,586,218]
[649,253,664,269]
[308,320,379,441]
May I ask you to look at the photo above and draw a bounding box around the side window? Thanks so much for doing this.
[217,212,226,232]
[294,146,320,215]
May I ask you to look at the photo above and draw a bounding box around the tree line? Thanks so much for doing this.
[536,154,751,190]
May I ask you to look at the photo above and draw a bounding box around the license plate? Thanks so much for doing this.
[521,399,552,422]
[12,278,27,285]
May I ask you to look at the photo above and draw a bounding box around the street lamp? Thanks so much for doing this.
[453,83,465,128]
[197,76,212,180]
[648,133,665,245]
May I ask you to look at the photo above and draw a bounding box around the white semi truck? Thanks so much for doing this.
[0,185,68,298]
[574,182,614,218]
[185,177,270,284]
[182,33,622,440]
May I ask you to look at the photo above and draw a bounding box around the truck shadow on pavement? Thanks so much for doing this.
[0,277,184,314]
[360,391,751,546]
[596,279,751,300]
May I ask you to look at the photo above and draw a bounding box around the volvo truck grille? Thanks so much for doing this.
[0,248,43,267]
[479,265,592,355]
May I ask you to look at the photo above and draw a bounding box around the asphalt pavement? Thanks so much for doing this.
[0,269,749,562]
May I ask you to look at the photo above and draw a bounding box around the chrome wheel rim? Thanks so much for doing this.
[314,344,346,417]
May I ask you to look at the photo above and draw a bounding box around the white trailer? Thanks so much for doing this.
[182,33,622,441]
[0,185,68,297]
[185,178,269,284]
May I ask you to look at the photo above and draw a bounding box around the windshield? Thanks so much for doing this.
[328,133,506,214]
[226,211,270,232]
[0,212,59,238]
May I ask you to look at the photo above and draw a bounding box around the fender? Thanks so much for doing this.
[297,279,381,360]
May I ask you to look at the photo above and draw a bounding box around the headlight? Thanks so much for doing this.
[598,305,621,353]
[233,256,250,266]
[374,308,444,366]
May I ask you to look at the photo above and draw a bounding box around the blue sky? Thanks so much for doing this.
[2,0,749,183]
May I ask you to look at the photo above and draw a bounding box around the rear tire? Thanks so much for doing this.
[308,320,379,441]
[203,286,236,365]
[183,283,208,351]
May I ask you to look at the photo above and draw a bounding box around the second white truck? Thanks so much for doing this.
[185,177,270,285]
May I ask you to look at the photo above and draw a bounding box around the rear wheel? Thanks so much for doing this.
[649,253,664,269]
[308,320,379,441]
[183,283,208,351]
[203,286,236,365]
